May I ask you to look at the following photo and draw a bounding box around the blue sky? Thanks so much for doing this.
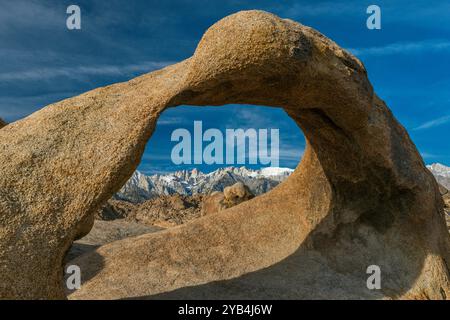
[0,0,449,173]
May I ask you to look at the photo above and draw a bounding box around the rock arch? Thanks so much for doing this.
[0,11,448,299]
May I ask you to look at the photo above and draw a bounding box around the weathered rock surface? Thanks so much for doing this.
[201,191,226,216]
[130,194,204,227]
[223,182,254,205]
[0,118,7,129]
[440,185,450,232]
[1,10,449,299]
[202,182,254,216]
[97,199,137,221]
[440,185,450,208]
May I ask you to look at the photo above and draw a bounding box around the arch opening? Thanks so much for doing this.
[65,104,305,273]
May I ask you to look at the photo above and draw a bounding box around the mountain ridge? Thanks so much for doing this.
[116,163,450,203]
[115,166,294,203]
[427,162,450,189]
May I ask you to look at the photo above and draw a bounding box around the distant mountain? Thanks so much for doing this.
[116,163,450,203]
[115,166,294,203]
[427,163,450,190]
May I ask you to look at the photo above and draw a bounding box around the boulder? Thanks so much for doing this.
[202,182,254,216]
[0,10,449,299]
[131,194,203,226]
[97,199,137,221]
[223,182,254,205]
[201,191,227,216]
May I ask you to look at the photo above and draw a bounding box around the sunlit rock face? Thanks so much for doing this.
[0,10,449,300]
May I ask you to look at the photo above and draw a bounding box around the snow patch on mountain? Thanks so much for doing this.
[115,166,294,203]
[427,163,450,190]
[116,163,450,203]
[260,167,293,177]
[427,163,450,178]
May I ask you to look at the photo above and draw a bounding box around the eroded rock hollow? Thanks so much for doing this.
[0,11,449,300]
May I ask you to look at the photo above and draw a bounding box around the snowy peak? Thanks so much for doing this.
[427,163,450,178]
[427,163,450,190]
[259,167,294,177]
[115,167,294,203]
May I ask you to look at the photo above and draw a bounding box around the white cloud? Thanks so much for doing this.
[0,1,61,33]
[414,114,450,130]
[226,108,268,129]
[282,2,357,17]
[421,152,441,159]
[280,147,304,161]
[280,1,450,26]
[349,40,450,57]
[0,61,173,82]
[0,91,79,120]
[157,116,186,125]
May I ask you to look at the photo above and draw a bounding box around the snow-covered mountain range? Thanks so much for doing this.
[115,163,450,203]
[115,167,294,203]
[427,163,450,190]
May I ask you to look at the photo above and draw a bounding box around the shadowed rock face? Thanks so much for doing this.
[0,118,6,129]
[0,11,449,300]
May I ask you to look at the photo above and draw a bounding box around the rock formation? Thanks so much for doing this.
[0,10,449,299]
[202,182,255,215]
[97,199,137,221]
[131,194,204,227]
[440,184,450,211]
[439,185,450,233]
[223,182,254,204]
[0,118,7,129]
